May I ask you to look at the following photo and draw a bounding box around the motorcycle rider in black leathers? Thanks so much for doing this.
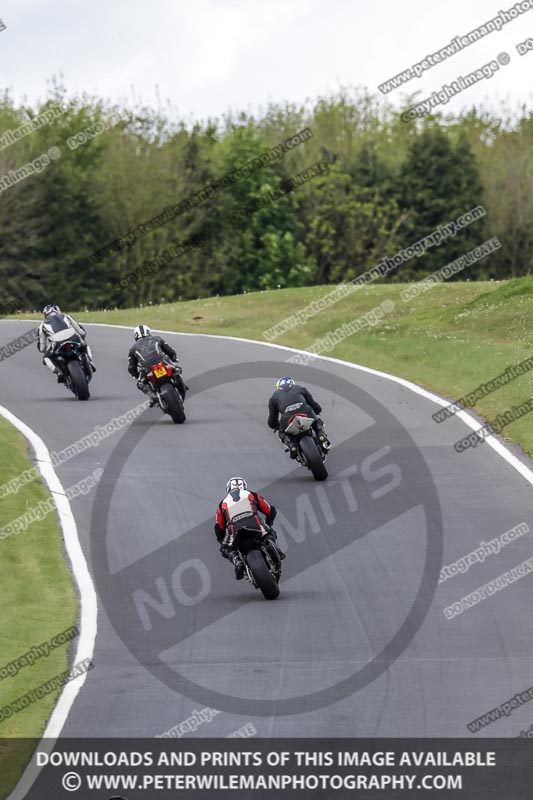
[215,477,285,580]
[268,376,330,459]
[38,304,96,382]
[127,325,187,406]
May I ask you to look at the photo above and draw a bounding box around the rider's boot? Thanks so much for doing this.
[229,550,245,580]
[85,345,96,373]
[280,431,298,459]
[138,379,159,407]
[45,357,64,383]
[175,373,187,398]
[264,529,286,561]
[315,418,331,450]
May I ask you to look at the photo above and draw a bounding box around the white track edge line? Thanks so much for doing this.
[0,317,531,788]
[6,317,533,483]
[85,321,533,487]
[0,406,98,800]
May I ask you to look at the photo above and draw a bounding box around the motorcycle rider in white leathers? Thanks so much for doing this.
[38,304,95,382]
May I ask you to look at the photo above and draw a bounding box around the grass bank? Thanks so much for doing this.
[76,277,532,456]
[0,418,78,797]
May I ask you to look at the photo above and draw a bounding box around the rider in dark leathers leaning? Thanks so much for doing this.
[127,324,187,405]
[268,376,330,458]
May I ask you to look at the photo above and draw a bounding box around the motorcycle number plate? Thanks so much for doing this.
[153,366,167,378]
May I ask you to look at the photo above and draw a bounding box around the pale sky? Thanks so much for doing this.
[2,0,532,121]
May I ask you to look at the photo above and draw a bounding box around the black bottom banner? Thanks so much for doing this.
[2,739,532,799]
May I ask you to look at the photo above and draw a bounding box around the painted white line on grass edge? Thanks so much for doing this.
[0,405,98,800]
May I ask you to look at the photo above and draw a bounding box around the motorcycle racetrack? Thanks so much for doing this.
[1,319,533,740]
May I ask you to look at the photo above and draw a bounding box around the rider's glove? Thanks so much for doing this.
[266,506,277,526]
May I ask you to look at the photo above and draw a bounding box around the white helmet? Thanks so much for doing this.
[43,304,61,318]
[134,324,152,340]
[226,477,247,493]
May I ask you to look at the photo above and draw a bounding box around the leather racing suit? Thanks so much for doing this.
[214,487,284,578]
[38,312,95,379]
[127,335,187,400]
[267,384,328,457]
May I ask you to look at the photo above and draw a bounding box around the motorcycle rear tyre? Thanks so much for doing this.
[247,549,280,600]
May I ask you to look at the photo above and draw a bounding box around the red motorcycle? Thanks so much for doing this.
[147,362,186,424]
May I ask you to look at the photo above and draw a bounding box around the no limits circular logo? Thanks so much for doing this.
[90,361,443,716]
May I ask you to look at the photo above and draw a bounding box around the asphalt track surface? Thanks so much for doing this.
[1,320,532,739]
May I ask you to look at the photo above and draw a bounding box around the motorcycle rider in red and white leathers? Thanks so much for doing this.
[214,477,285,580]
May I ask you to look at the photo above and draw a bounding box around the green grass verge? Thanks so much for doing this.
[0,418,78,798]
[72,276,533,456]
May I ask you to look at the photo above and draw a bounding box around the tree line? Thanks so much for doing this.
[0,83,531,312]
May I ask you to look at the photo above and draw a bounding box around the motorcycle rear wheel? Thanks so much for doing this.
[67,360,90,401]
[246,549,280,600]
[299,435,328,481]
[160,382,186,423]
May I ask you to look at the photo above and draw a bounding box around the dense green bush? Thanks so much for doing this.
[0,84,531,311]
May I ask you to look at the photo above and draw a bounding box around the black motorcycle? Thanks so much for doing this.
[51,334,93,401]
[283,413,328,481]
[146,361,186,424]
[234,526,282,600]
